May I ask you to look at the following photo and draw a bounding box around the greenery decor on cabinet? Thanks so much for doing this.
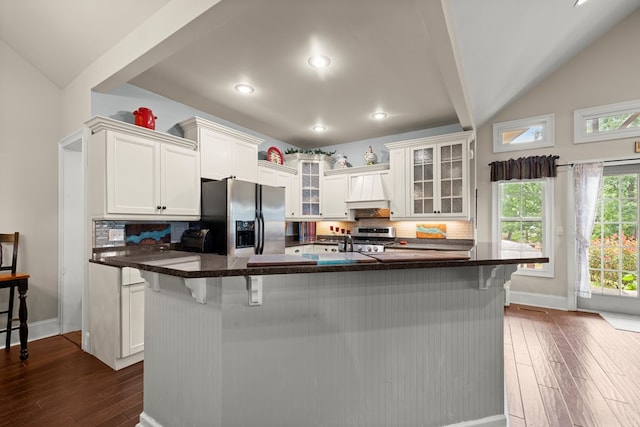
[284,148,336,156]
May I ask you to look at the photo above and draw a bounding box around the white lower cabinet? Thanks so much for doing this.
[88,263,145,370]
[312,244,339,254]
[121,279,145,358]
[284,245,315,255]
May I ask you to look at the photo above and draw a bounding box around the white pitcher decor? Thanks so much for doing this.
[364,146,377,165]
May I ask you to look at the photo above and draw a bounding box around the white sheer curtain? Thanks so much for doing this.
[573,162,604,298]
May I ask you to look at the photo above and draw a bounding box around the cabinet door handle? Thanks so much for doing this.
[162,206,167,210]
[157,205,162,210]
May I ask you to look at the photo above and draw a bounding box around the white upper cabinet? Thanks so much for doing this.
[257,160,299,219]
[284,154,332,220]
[180,117,262,183]
[386,131,474,220]
[321,173,352,220]
[86,116,200,220]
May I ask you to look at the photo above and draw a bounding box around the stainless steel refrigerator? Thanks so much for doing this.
[201,178,285,256]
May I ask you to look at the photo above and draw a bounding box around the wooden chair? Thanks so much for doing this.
[0,232,29,360]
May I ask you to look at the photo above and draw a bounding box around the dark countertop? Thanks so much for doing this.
[90,243,548,279]
[287,236,474,250]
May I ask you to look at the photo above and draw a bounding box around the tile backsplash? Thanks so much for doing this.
[315,219,473,240]
[93,221,189,248]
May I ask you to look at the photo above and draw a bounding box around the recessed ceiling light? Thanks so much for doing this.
[371,112,388,120]
[312,124,326,132]
[234,83,254,94]
[573,0,589,6]
[308,55,331,68]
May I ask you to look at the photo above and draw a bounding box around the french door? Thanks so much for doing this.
[578,164,640,314]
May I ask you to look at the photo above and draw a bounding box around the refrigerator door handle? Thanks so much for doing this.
[255,184,266,254]
[259,211,265,254]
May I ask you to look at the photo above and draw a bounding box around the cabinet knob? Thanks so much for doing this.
[162,206,167,210]
[157,205,162,210]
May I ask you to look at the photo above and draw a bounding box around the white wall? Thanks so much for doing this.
[91,83,298,156]
[476,9,640,303]
[0,40,62,321]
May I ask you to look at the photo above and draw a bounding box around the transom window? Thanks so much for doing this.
[574,99,640,144]
[493,114,554,153]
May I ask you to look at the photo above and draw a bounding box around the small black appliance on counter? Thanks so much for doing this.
[180,229,213,253]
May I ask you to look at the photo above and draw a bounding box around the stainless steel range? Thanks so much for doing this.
[338,226,395,252]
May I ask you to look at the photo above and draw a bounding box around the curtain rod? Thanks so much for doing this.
[487,157,640,167]
[557,157,640,167]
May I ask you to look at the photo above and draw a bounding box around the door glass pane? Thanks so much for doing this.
[414,182,423,199]
[424,164,433,180]
[414,165,423,181]
[424,182,433,197]
[441,181,451,197]
[440,145,451,161]
[452,198,462,213]
[441,163,451,179]
[451,160,463,178]
[589,171,640,299]
[452,179,463,197]
[451,143,462,160]
[414,199,423,214]
[441,198,451,213]
[424,199,433,213]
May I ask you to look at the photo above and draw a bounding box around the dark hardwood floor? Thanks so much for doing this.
[1,305,639,426]
[0,334,142,426]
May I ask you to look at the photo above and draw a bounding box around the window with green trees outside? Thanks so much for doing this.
[495,179,553,277]
[589,171,639,297]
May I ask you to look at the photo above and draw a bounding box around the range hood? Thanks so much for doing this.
[345,174,390,209]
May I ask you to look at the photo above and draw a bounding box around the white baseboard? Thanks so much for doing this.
[137,412,505,427]
[6,317,60,348]
[137,412,162,427]
[444,414,506,427]
[509,291,569,311]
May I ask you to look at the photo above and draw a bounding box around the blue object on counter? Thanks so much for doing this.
[301,253,360,265]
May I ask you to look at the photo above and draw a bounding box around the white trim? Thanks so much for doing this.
[137,412,163,427]
[510,291,569,311]
[492,114,554,153]
[58,128,90,352]
[442,414,506,427]
[574,99,640,144]
[492,179,554,278]
[5,318,60,348]
[566,166,577,310]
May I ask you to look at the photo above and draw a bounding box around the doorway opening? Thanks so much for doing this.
[578,163,640,315]
[58,129,88,351]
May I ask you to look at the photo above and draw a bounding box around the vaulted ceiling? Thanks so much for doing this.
[1,0,638,147]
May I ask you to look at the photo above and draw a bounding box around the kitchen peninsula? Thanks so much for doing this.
[93,246,547,427]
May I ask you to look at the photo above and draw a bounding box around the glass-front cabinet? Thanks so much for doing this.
[284,154,332,220]
[411,141,465,215]
[386,131,474,220]
[301,161,321,217]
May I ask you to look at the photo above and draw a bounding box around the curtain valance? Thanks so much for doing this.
[489,155,559,182]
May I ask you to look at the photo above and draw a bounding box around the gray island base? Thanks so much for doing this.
[135,264,517,427]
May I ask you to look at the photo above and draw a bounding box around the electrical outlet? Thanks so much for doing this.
[108,228,125,242]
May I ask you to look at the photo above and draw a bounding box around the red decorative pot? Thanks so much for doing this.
[133,107,157,130]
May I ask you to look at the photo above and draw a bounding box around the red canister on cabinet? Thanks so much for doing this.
[133,107,157,130]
